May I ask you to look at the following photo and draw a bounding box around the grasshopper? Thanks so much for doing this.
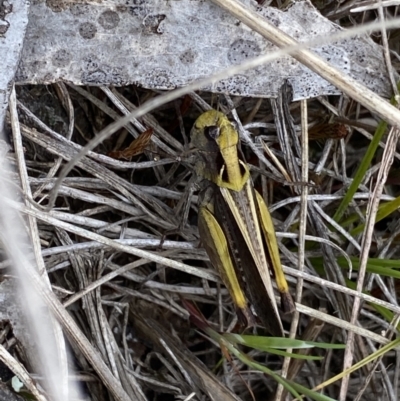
[190,110,294,336]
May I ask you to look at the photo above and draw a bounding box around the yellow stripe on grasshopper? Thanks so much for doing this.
[213,116,246,191]
[198,206,248,311]
[255,190,294,313]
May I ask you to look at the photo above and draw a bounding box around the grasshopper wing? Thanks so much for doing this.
[214,188,285,336]
[198,198,255,327]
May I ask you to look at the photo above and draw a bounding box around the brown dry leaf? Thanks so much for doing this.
[109,128,153,159]
[308,123,348,141]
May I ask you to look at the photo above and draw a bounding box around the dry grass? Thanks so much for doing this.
[2,1,400,401]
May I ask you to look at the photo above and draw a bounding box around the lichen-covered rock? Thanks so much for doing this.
[13,0,394,100]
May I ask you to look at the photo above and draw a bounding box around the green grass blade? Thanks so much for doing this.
[311,256,400,279]
[224,333,344,351]
[262,348,323,360]
[350,196,400,236]
[332,82,400,223]
[332,119,388,223]
[224,334,314,349]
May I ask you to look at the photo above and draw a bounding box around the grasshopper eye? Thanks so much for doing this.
[204,125,220,140]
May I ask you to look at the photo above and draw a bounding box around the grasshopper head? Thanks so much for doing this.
[190,110,238,150]
[190,110,249,191]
